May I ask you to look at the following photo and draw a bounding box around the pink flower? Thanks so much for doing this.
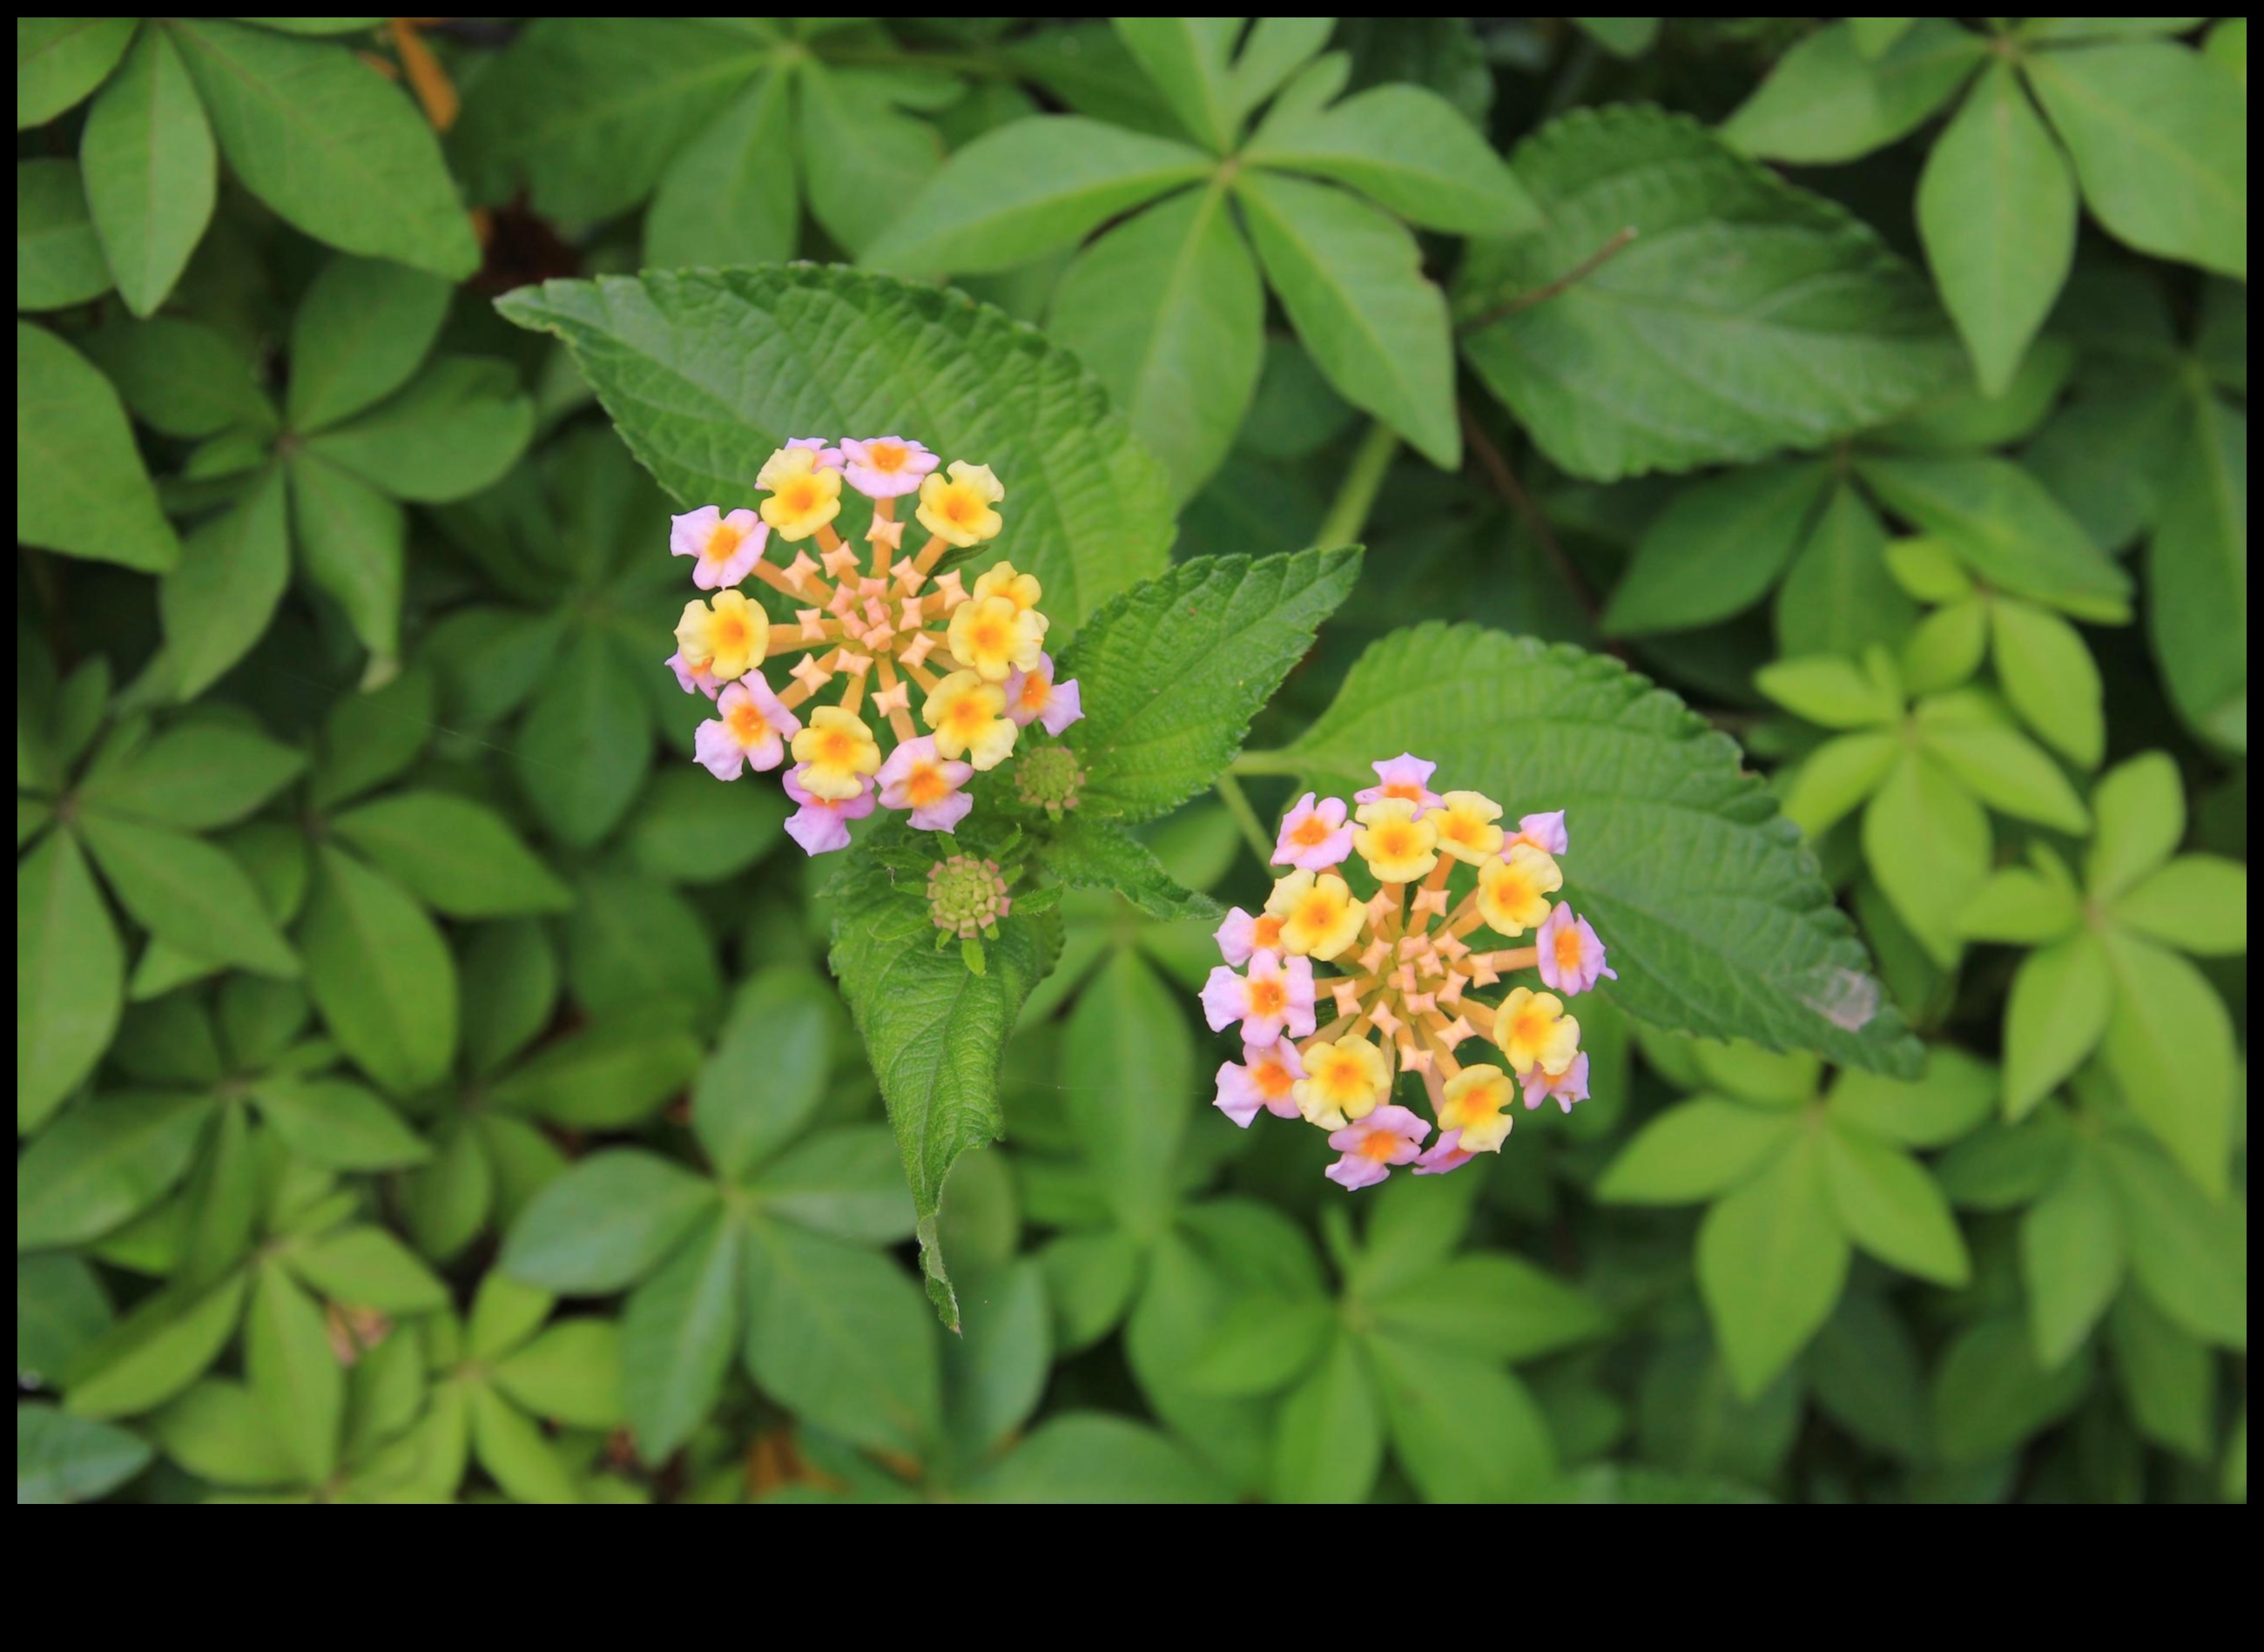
[1002,654,1082,734]
[1272,792,1354,871]
[1356,753,1442,813]
[1212,1039,1306,1128]
[839,435,939,500]
[785,435,843,469]
[1514,811,1568,854]
[694,677,800,779]
[1324,1104,1430,1190]
[875,735,974,833]
[1199,948,1315,1044]
[670,505,769,591]
[1536,904,1615,995]
[1413,1129,1473,1177]
[782,764,875,855]
[666,649,721,700]
[1520,1050,1591,1114]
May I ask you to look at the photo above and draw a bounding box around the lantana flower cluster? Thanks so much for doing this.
[666,438,1082,855]
[1202,755,1615,1190]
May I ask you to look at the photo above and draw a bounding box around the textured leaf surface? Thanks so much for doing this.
[498,265,1175,633]
[1271,625,1921,1074]
[1458,105,1962,480]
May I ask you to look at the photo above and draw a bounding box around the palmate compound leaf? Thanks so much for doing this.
[1264,625,1923,1075]
[828,854,1061,1329]
[1455,105,1963,482]
[495,263,1176,636]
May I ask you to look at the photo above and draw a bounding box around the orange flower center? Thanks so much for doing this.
[945,700,987,738]
[1358,1130,1402,1162]
[1513,1007,1550,1046]
[783,480,819,513]
[1377,824,1417,857]
[1295,893,1337,930]
[716,615,748,649]
[1250,914,1284,949]
[1385,782,1423,801]
[1019,674,1049,711]
[729,703,767,740]
[1291,816,1331,847]
[973,617,1007,652]
[817,728,857,764]
[1248,977,1287,1016]
[869,442,906,472]
[945,491,977,524]
[907,765,950,806]
[704,523,744,563]
[1252,1059,1294,1099]
[1554,927,1586,974]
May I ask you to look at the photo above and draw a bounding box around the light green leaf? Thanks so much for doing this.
[496,265,1176,633]
[171,18,478,278]
[17,158,111,310]
[829,850,1058,1326]
[1604,462,1829,637]
[2101,1130,2246,1350]
[2115,855,2247,954]
[1696,1129,1850,1397]
[17,320,179,572]
[287,1225,447,1314]
[2085,750,2184,901]
[1857,454,2131,622]
[1596,1097,1799,1204]
[1271,625,1922,1072]
[1782,732,1898,838]
[1917,62,2079,395]
[77,813,296,976]
[1826,1044,1998,1149]
[979,1411,1230,1503]
[246,1075,428,1170]
[17,829,125,1134]
[64,1273,245,1419]
[1111,17,1237,150]
[2100,927,2235,1197]
[160,466,290,699]
[1235,168,1458,466]
[2002,931,2112,1119]
[246,1260,340,1484]
[18,18,138,128]
[330,792,570,919]
[1270,1333,1382,1506]
[621,1208,742,1466]
[1249,82,1541,236]
[1367,1333,1559,1501]
[2020,1142,2125,1367]
[2147,401,2246,750]
[743,1218,940,1455]
[1957,864,2082,945]
[286,253,451,435]
[514,630,651,850]
[305,357,533,504]
[468,1379,578,1504]
[452,17,767,224]
[2025,40,2247,278]
[1458,105,1960,480]
[501,1149,718,1295]
[2109,1290,2214,1460]
[796,64,941,257]
[17,1091,211,1250]
[1991,598,2106,768]
[1862,748,1991,968]
[1066,547,1359,822]
[1048,185,1263,501]
[643,69,794,272]
[492,1319,623,1429]
[1917,711,2091,833]
[78,25,213,317]
[1775,481,1917,658]
[17,1404,151,1504]
[864,115,1209,273]
[300,845,456,1096]
[293,451,408,662]
[1722,19,1984,163]
[1823,1117,1971,1285]
[1900,600,1989,695]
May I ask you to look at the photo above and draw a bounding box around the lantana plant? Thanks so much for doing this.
[1200,753,1614,1189]
[665,439,1083,854]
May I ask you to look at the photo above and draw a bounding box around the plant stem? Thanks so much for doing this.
[1315,420,1400,550]
[1455,226,1639,337]
[1214,773,1275,866]
[1459,403,1603,625]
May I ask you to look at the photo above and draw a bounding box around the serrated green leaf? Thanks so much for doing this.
[170,18,478,278]
[1065,547,1359,823]
[1458,105,1960,481]
[17,320,179,573]
[17,829,125,1134]
[1722,19,1984,164]
[78,25,213,318]
[1272,625,1920,1072]
[1035,817,1220,921]
[496,265,1175,633]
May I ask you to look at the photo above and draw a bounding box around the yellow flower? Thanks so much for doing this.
[922,670,1018,769]
[1263,870,1366,961]
[1438,1065,1515,1153]
[972,560,1041,612]
[758,448,843,542]
[917,461,1005,547]
[1432,790,1505,865]
[1496,987,1580,1077]
[947,593,1047,682]
[789,706,881,800]
[1352,798,1438,884]
[1292,1036,1392,1129]
[674,588,767,682]
[1476,843,1561,937]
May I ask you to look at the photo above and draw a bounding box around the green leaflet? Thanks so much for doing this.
[77,25,214,318]
[1061,547,1362,823]
[828,856,1060,1328]
[2147,401,2246,750]
[1458,105,1962,480]
[17,830,125,1135]
[1722,19,1984,165]
[17,158,112,310]
[17,320,179,573]
[1266,625,1923,1075]
[496,265,1176,635]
